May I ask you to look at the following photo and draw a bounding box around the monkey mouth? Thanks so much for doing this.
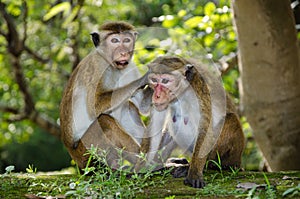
[114,60,129,69]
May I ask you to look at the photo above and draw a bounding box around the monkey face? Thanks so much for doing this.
[105,33,135,69]
[148,73,179,111]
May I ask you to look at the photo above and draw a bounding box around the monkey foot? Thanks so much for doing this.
[184,178,206,188]
[165,158,189,178]
[166,157,189,165]
[171,165,189,178]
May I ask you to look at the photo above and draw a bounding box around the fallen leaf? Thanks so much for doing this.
[236,182,258,190]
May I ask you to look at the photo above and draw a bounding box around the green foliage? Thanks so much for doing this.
[26,164,37,174]
[283,183,300,198]
[0,0,260,172]
[0,128,71,172]
[1,166,299,198]
[0,0,167,172]
[207,151,224,178]
[43,2,72,21]
[25,146,171,198]
[159,0,237,59]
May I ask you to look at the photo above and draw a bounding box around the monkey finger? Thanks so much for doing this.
[184,178,206,188]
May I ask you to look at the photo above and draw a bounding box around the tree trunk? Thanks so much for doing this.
[232,0,300,171]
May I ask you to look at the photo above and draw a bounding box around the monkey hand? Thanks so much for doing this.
[184,176,206,188]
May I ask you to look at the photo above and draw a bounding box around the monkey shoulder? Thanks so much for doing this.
[73,51,110,87]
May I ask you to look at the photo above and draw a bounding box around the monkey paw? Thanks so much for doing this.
[165,158,189,178]
[171,165,189,178]
[166,157,189,165]
[184,177,206,188]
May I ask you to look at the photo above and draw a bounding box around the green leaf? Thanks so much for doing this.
[7,3,21,16]
[283,184,300,197]
[62,5,80,28]
[43,2,71,21]
[177,9,187,18]
[184,16,202,29]
[204,2,216,16]
[204,34,214,47]
[162,16,179,28]
[227,31,236,41]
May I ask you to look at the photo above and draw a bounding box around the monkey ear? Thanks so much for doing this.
[130,30,138,40]
[185,64,194,81]
[90,32,100,47]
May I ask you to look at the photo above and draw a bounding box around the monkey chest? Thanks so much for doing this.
[167,108,201,151]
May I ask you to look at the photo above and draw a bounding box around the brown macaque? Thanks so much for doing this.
[60,21,148,169]
[137,56,245,188]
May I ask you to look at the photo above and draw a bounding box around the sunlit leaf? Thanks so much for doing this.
[177,9,187,18]
[227,31,236,41]
[7,3,21,16]
[162,17,179,28]
[204,2,216,16]
[220,13,230,23]
[204,34,214,47]
[62,5,80,28]
[184,16,202,28]
[43,2,71,21]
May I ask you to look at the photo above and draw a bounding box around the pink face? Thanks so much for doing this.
[148,73,178,111]
[105,33,135,69]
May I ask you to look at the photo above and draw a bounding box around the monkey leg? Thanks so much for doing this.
[135,131,177,173]
[184,155,207,188]
[184,132,208,188]
[208,113,245,170]
[67,114,140,169]
[97,114,141,167]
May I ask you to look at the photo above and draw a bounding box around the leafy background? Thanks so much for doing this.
[0,0,262,172]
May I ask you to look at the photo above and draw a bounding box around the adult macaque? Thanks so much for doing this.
[138,56,245,188]
[60,21,148,168]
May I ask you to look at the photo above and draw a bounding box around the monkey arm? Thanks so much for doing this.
[184,130,208,188]
[184,72,213,188]
[94,72,149,117]
[131,85,153,116]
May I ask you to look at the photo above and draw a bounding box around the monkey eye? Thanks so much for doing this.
[111,38,120,43]
[151,77,158,83]
[161,78,169,84]
[123,38,131,43]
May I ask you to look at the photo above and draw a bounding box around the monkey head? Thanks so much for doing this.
[91,21,138,69]
[147,56,194,111]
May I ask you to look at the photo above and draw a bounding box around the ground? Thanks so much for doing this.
[0,169,299,198]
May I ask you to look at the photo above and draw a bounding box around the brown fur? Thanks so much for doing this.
[207,95,245,169]
[138,56,245,188]
[72,114,140,169]
[100,21,136,32]
[60,21,147,169]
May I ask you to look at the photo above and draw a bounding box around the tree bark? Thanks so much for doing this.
[232,0,300,171]
[0,2,61,139]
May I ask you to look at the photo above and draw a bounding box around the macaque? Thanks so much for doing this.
[60,21,148,168]
[137,56,245,188]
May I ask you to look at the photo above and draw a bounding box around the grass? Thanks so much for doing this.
[0,147,299,198]
[0,169,299,198]
[55,146,171,198]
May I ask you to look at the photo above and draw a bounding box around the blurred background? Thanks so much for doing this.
[1,0,299,173]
